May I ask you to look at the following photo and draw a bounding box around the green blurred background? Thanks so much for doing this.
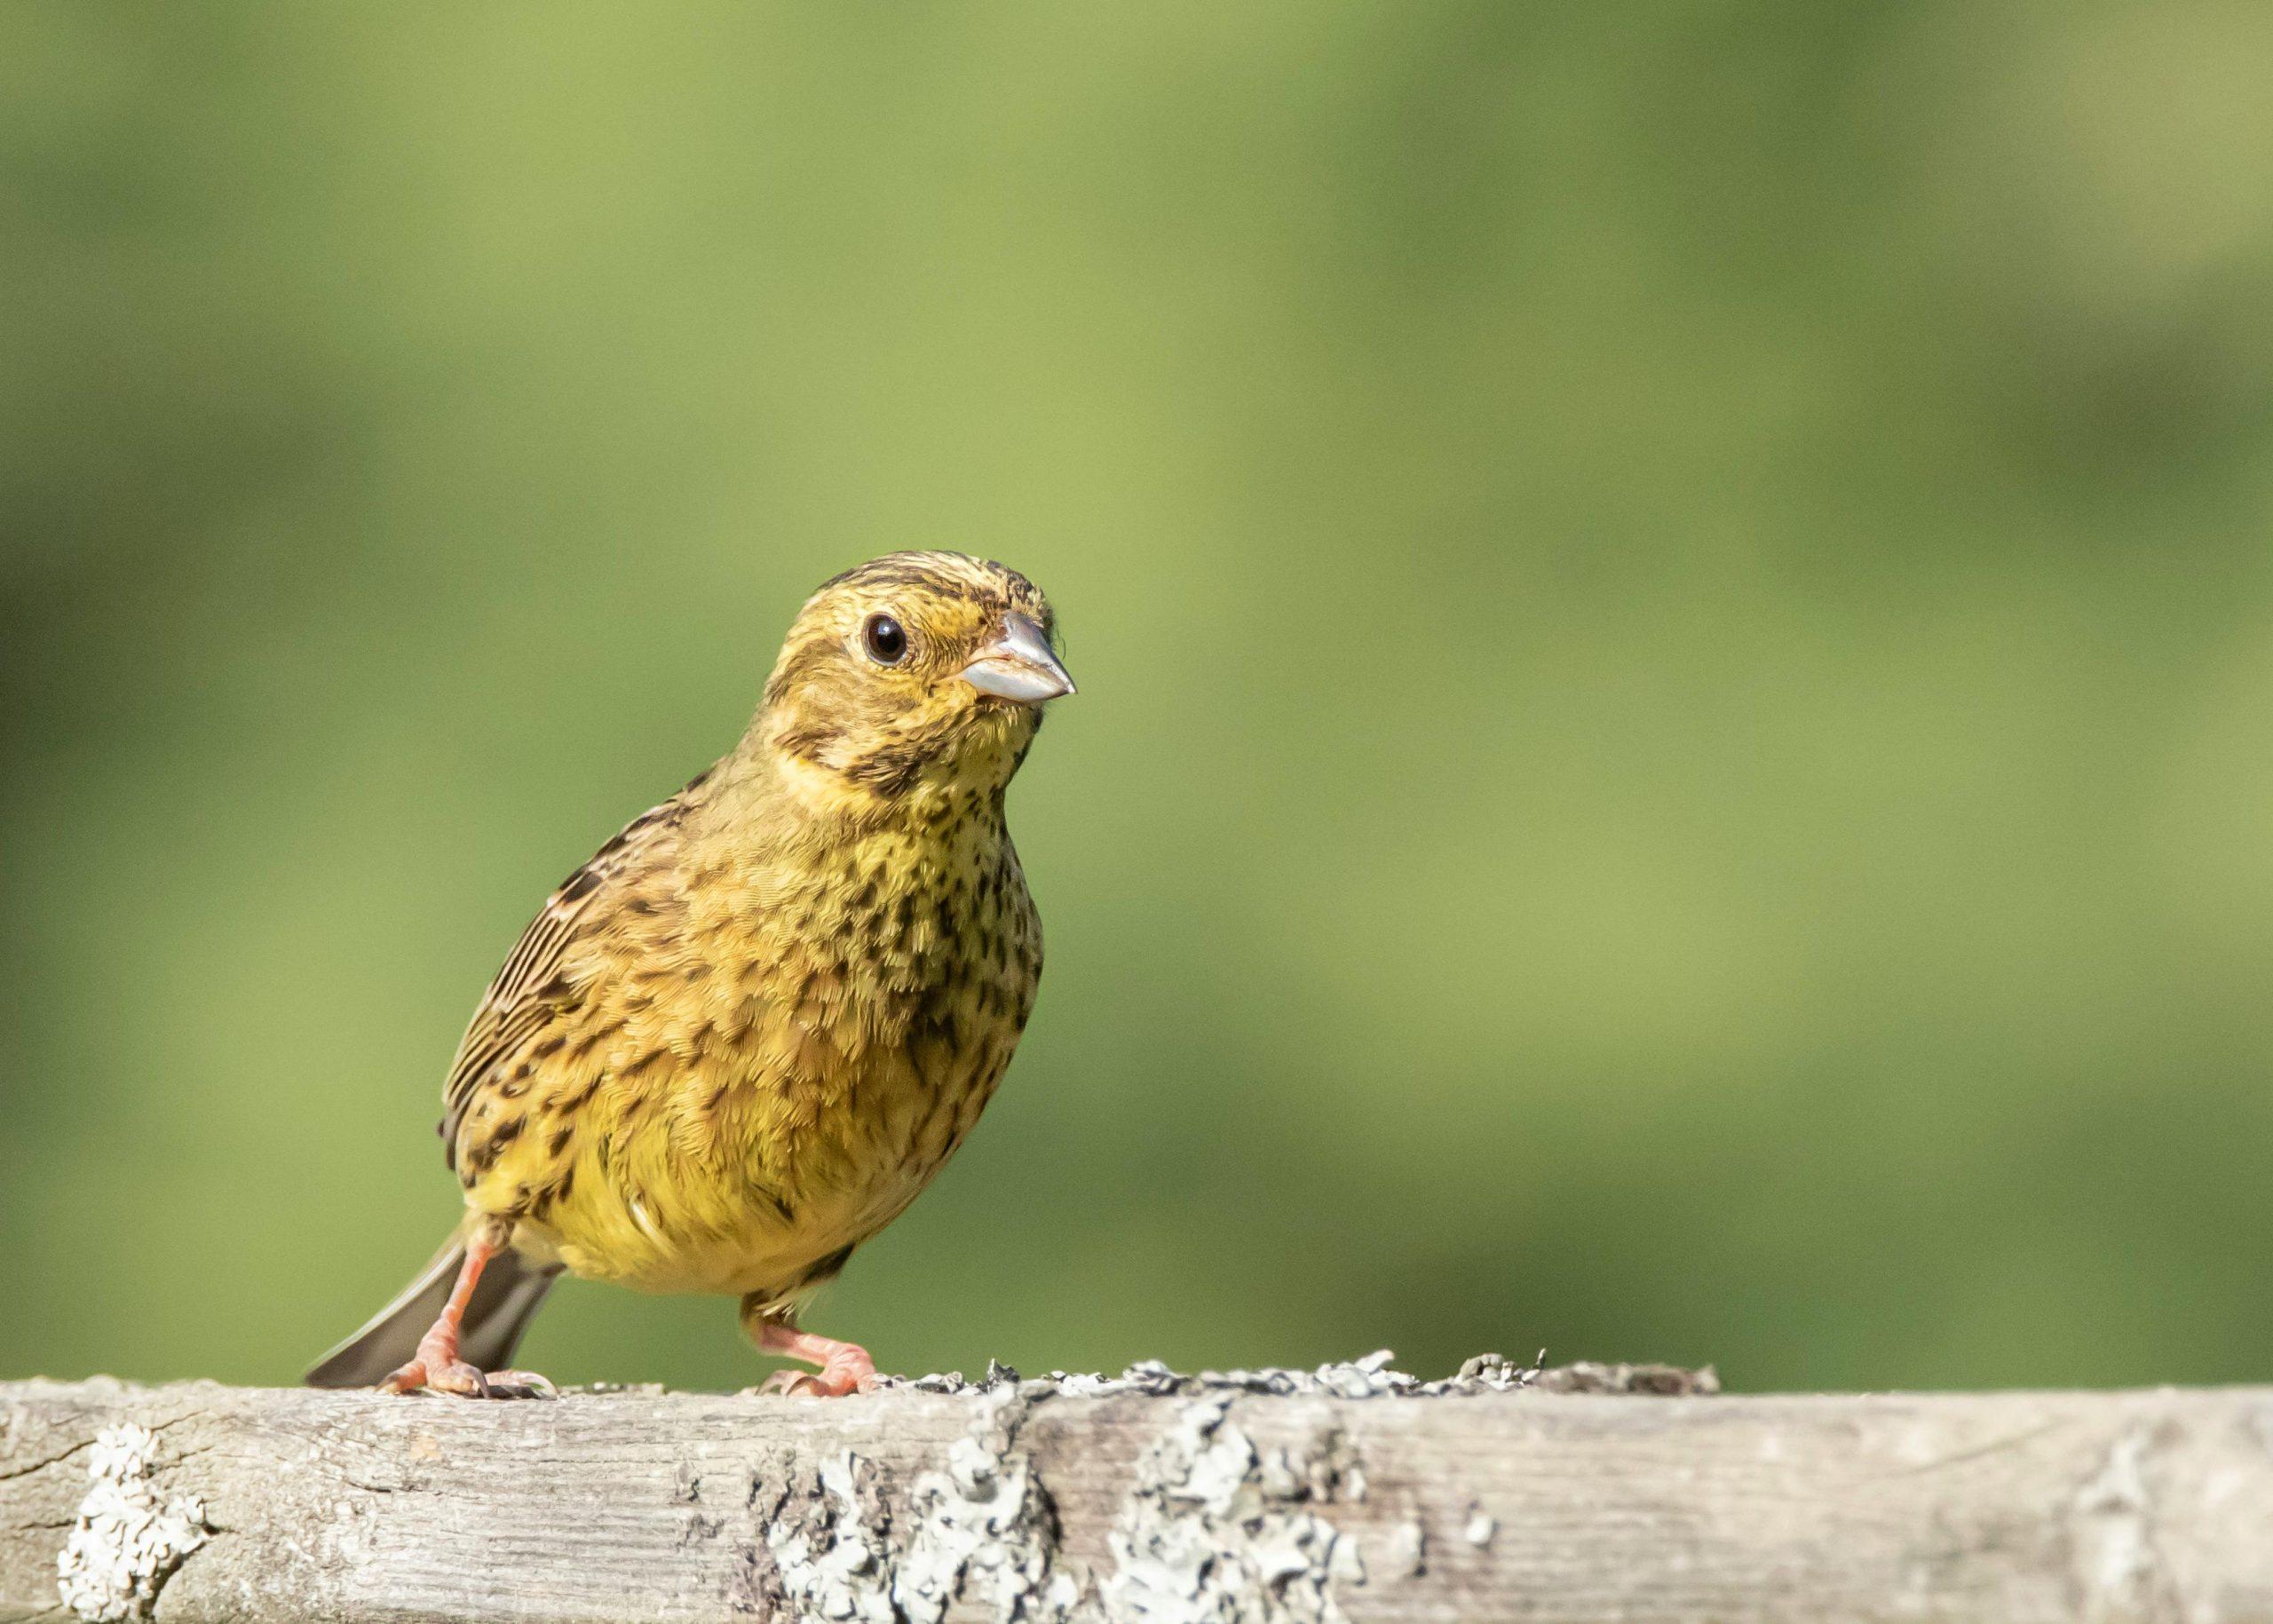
[5,3,2273,1396]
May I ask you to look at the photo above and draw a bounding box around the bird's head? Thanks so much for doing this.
[756,551,1073,813]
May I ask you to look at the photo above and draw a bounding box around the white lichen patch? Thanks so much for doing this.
[1385,1517,1426,1579]
[1100,1396,1366,1624]
[885,1348,1550,1402]
[897,1390,1079,1623]
[756,1351,1632,1619]
[866,1347,1723,1406]
[765,1451,899,1623]
[764,1391,1077,1623]
[55,1423,210,1623]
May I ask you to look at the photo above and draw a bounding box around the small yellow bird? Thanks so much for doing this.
[307,552,1073,1398]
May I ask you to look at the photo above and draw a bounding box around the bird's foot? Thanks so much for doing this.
[380,1356,556,1398]
[758,1361,875,1398]
[380,1331,555,1399]
[752,1327,877,1398]
[379,1351,487,1397]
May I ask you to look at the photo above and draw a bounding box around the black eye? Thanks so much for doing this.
[862,614,908,665]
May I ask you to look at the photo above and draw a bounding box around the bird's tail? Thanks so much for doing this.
[305,1235,561,1389]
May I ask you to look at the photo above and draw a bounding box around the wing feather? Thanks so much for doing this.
[437,772,709,1166]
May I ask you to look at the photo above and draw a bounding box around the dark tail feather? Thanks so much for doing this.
[305,1237,561,1389]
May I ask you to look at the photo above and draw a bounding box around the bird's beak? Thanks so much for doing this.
[960,613,1075,703]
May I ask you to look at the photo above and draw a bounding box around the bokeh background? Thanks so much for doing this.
[6,3,2273,1396]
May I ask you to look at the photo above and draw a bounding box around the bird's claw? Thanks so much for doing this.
[380,1353,484,1396]
[480,1368,558,1399]
[380,1355,556,1400]
[757,1359,876,1398]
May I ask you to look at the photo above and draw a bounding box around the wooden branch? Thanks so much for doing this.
[6,1374,2273,1621]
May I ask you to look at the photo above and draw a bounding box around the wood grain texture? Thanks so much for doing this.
[6,1377,2273,1622]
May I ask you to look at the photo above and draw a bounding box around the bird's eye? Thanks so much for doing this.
[862,614,908,665]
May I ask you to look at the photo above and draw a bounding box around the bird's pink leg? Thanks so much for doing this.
[380,1227,548,1398]
[750,1320,877,1398]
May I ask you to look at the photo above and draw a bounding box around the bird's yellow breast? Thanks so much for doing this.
[464,790,1041,1304]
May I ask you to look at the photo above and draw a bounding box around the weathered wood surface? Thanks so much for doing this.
[6,1376,2273,1622]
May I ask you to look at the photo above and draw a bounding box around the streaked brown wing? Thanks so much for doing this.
[437,772,706,1166]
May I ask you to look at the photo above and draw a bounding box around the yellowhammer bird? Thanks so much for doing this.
[306,551,1073,1398]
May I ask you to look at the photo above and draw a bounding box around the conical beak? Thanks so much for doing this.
[960,613,1075,703]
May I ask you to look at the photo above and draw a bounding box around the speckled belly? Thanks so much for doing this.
[515,1010,1016,1302]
